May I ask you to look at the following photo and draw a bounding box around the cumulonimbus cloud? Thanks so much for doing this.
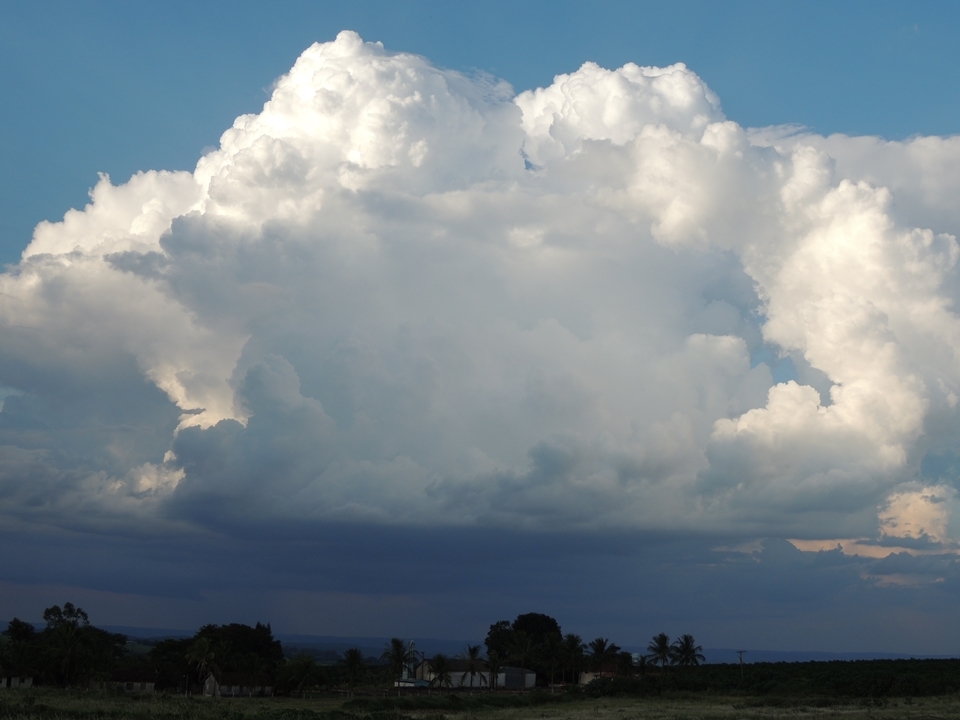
[3,31,960,549]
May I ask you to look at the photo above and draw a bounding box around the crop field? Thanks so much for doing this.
[2,689,960,720]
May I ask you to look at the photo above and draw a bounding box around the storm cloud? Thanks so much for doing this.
[4,32,960,649]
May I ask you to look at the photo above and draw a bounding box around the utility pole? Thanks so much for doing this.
[736,650,746,682]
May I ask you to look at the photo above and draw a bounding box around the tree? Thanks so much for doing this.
[587,637,620,676]
[670,634,705,667]
[616,651,635,676]
[647,633,672,668]
[457,644,486,688]
[511,613,562,649]
[510,631,535,691]
[542,633,563,688]
[342,648,365,694]
[485,649,503,690]
[194,622,283,679]
[562,634,585,684]
[43,603,89,630]
[46,622,87,686]
[429,653,452,688]
[186,636,219,687]
[149,638,193,692]
[282,654,322,695]
[2,619,38,677]
[381,638,417,685]
[4,618,37,643]
[39,602,123,686]
[485,620,514,661]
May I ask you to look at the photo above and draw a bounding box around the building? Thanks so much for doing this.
[110,670,155,694]
[0,677,32,690]
[414,660,535,689]
[202,672,274,697]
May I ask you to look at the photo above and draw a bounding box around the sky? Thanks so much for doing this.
[3,1,960,655]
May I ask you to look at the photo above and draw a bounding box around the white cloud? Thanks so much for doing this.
[2,30,960,547]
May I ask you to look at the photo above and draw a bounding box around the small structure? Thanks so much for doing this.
[414,660,535,689]
[110,670,155,694]
[202,672,273,697]
[394,677,431,688]
[500,666,536,689]
[0,677,32,689]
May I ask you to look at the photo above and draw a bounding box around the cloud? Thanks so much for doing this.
[3,30,960,607]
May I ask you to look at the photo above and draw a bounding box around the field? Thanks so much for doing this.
[3,689,960,720]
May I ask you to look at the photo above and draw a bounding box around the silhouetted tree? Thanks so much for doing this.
[429,653,452,688]
[485,620,514,661]
[542,633,563,687]
[563,633,585,684]
[39,603,124,686]
[510,631,535,691]
[381,638,417,685]
[616,651,635,676]
[670,634,705,667]
[457,644,486,687]
[647,633,672,667]
[281,654,322,695]
[186,637,219,687]
[342,647,365,694]
[43,603,89,630]
[485,649,503,690]
[511,613,562,649]
[2,619,38,677]
[588,637,620,675]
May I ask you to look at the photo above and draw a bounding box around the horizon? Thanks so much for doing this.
[6,617,955,664]
[3,2,960,656]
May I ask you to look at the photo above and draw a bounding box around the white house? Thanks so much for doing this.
[415,660,535,689]
[0,677,32,689]
[202,672,273,697]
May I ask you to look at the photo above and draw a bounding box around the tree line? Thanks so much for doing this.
[0,604,701,693]
[5,603,960,700]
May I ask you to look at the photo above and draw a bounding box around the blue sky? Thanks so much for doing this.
[4,2,960,654]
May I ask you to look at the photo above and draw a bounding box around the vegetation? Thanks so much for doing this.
[2,687,960,720]
[4,601,960,712]
[0,604,125,687]
[380,639,417,687]
[456,645,485,688]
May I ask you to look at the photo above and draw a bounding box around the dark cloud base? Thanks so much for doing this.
[3,522,959,654]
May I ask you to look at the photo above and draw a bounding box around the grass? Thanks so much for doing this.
[2,688,960,720]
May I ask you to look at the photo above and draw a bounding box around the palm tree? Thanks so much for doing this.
[542,633,563,689]
[669,635,705,667]
[342,647,365,695]
[429,653,452,688]
[457,644,486,688]
[587,637,620,676]
[485,649,503,690]
[285,654,320,696]
[381,638,417,686]
[562,634,585,684]
[186,637,219,689]
[647,633,672,668]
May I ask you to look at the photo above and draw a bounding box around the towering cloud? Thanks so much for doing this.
[3,30,960,575]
